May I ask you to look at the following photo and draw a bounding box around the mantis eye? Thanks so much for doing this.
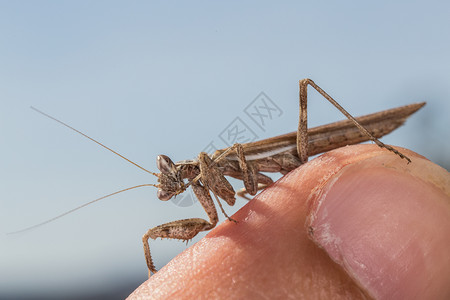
[157,188,173,201]
[157,155,174,173]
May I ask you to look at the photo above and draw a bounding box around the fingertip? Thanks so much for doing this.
[307,147,450,299]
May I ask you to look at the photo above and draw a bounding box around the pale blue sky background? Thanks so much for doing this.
[1,1,449,299]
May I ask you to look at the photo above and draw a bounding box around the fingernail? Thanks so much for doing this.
[307,155,450,299]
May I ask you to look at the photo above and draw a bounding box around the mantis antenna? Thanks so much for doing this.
[9,108,162,234]
[8,184,158,234]
[30,106,159,177]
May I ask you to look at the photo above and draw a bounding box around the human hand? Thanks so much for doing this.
[128,144,450,299]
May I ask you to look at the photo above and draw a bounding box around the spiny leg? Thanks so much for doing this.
[142,218,215,276]
[298,79,411,163]
[144,181,218,276]
[191,179,219,226]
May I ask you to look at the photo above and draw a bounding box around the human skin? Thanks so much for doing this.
[128,144,450,299]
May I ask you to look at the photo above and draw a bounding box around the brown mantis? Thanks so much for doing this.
[18,79,425,277]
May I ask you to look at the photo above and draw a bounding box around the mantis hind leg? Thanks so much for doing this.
[297,79,411,163]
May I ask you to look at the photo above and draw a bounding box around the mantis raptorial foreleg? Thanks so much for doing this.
[142,181,218,275]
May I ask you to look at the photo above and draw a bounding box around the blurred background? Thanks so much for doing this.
[1,1,449,299]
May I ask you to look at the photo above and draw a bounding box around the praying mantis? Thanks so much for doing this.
[16,79,425,276]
